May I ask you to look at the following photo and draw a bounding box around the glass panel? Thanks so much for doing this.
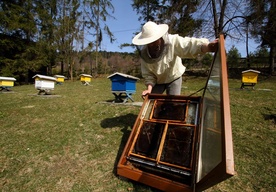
[152,100,187,121]
[126,95,202,189]
[197,51,222,181]
[133,121,165,158]
[161,124,194,168]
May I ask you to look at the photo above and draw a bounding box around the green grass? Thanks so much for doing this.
[0,76,275,192]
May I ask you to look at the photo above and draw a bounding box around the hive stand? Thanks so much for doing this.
[112,91,135,103]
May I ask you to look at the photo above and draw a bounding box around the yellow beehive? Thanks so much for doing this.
[80,74,92,85]
[0,76,16,91]
[54,75,66,84]
[241,69,260,89]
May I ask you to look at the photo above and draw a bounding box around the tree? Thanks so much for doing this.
[163,0,203,37]
[82,0,115,76]
[54,0,81,80]
[194,1,250,39]
[35,0,59,76]
[247,0,275,75]
[132,0,160,22]
[227,45,241,68]
[201,53,214,68]
[0,0,117,81]
[132,0,202,36]
[198,0,275,74]
[250,47,269,68]
[0,0,39,81]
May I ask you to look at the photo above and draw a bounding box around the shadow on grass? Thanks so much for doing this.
[101,113,136,173]
[262,113,276,124]
[101,113,160,191]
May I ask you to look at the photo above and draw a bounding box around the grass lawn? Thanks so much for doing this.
[0,75,275,192]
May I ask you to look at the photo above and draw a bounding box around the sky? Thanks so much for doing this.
[92,0,259,57]
[98,1,140,53]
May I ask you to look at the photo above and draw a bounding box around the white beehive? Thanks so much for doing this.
[32,74,56,94]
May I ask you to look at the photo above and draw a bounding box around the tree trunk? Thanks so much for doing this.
[218,0,227,36]
[269,46,275,75]
[246,22,250,68]
[94,3,100,77]
[61,60,64,75]
[211,0,219,37]
[70,60,74,80]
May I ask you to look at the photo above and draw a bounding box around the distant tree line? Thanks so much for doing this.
[0,0,115,83]
[0,0,275,84]
[227,46,275,77]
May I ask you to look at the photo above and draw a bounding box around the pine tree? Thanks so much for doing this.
[247,0,275,74]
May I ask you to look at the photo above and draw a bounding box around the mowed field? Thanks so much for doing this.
[1,75,275,191]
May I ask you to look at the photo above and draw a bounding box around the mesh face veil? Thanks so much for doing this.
[137,32,171,64]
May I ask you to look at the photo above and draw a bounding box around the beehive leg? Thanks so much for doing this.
[112,93,124,103]
[38,89,45,95]
[0,87,11,91]
[240,83,244,89]
[126,93,134,102]
[45,89,51,95]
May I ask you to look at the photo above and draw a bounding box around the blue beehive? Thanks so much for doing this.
[107,72,140,103]
[107,72,139,92]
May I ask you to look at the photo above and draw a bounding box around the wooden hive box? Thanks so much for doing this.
[32,74,56,94]
[241,69,260,89]
[117,34,235,192]
[107,72,139,92]
[80,74,92,85]
[0,76,16,91]
[54,75,66,84]
[107,72,140,102]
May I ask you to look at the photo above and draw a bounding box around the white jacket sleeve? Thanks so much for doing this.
[173,35,210,58]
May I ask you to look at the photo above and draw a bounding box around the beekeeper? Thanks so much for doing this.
[132,21,218,96]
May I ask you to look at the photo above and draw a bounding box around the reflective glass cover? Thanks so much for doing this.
[196,34,235,191]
